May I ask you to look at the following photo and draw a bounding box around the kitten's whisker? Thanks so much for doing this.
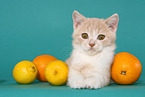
[63,49,72,57]
[63,52,72,61]
[58,45,72,61]
[62,47,72,59]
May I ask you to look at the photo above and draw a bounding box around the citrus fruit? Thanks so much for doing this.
[33,55,57,82]
[45,60,69,85]
[13,60,38,84]
[111,52,142,84]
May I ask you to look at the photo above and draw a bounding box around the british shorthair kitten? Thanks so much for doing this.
[66,11,119,89]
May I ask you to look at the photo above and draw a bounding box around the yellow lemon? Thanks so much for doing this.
[45,60,69,85]
[13,60,38,84]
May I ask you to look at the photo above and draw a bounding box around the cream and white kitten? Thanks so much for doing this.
[66,11,119,89]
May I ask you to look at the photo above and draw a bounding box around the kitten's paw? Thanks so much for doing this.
[68,79,85,89]
[85,79,103,89]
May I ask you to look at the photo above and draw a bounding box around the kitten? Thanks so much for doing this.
[66,11,119,89]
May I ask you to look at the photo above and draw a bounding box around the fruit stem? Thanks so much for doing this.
[54,71,57,75]
[121,71,126,75]
[30,67,36,72]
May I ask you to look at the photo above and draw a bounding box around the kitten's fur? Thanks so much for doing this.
[66,11,119,89]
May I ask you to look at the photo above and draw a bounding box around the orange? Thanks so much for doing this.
[111,52,142,84]
[33,55,57,82]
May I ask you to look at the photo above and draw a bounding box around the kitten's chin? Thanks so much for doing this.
[87,50,99,56]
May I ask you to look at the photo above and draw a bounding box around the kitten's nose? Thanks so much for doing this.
[89,43,95,47]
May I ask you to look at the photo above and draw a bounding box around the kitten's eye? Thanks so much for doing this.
[97,34,105,40]
[82,33,88,39]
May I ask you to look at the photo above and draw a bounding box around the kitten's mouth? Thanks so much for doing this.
[87,48,98,56]
[88,48,96,52]
[87,47,102,55]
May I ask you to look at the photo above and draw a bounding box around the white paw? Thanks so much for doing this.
[68,79,85,89]
[85,79,103,89]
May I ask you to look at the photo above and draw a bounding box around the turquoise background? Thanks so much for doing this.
[0,0,145,97]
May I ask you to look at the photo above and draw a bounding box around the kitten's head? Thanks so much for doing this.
[72,11,119,56]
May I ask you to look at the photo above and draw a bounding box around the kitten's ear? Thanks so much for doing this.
[73,11,86,29]
[105,13,119,32]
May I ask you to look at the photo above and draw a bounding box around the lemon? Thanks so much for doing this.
[13,60,38,84]
[45,60,69,85]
